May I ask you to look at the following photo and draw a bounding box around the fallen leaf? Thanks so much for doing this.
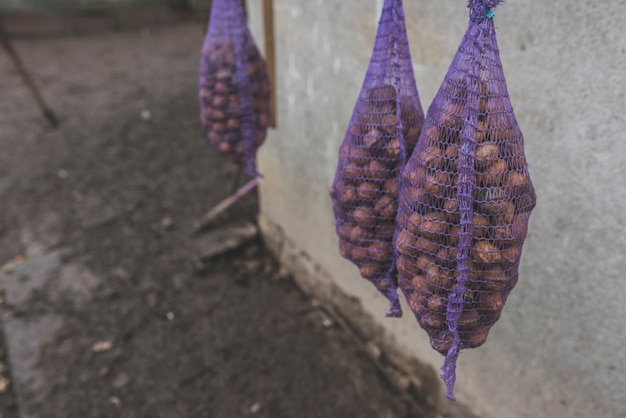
[92,340,113,353]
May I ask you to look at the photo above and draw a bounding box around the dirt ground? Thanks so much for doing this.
[0,23,444,418]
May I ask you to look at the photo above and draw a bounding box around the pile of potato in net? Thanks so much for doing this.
[330,0,425,317]
[198,0,271,176]
[394,0,536,399]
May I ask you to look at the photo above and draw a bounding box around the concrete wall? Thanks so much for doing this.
[247,0,626,417]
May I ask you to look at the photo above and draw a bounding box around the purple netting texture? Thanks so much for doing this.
[198,0,271,176]
[330,0,425,318]
[394,0,536,400]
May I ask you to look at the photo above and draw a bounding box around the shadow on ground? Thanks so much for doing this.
[0,24,440,418]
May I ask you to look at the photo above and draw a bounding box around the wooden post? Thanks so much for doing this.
[0,17,58,128]
[262,0,277,127]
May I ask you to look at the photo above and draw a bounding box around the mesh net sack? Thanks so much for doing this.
[198,0,271,176]
[394,0,536,399]
[330,0,425,318]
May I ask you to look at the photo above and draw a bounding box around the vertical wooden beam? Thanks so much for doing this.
[262,0,277,127]
[0,17,58,128]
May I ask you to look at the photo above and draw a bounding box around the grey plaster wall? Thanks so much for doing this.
[247,0,626,417]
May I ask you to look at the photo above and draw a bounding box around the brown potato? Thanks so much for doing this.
[425,171,451,197]
[427,294,447,313]
[363,128,384,148]
[474,267,509,292]
[353,207,377,226]
[351,246,370,261]
[344,162,364,181]
[421,212,448,238]
[405,212,423,234]
[407,292,427,316]
[478,159,507,186]
[443,198,460,222]
[459,309,480,327]
[476,143,499,166]
[415,236,439,254]
[375,195,398,219]
[339,241,351,258]
[369,241,393,262]
[431,332,453,354]
[436,246,458,263]
[482,200,515,223]
[357,182,380,200]
[337,185,358,206]
[472,241,501,264]
[397,254,419,276]
[429,266,454,290]
[479,292,504,311]
[364,160,389,180]
[348,225,369,245]
[462,325,490,348]
[421,146,445,170]
[473,213,490,238]
[501,245,522,265]
[396,229,417,254]
[383,178,399,198]
[420,311,447,331]
[411,275,430,294]
[360,264,385,279]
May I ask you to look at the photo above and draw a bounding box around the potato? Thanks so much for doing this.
[344,162,365,181]
[347,225,369,246]
[420,212,448,237]
[415,236,439,254]
[384,138,401,160]
[339,241,351,259]
[501,245,522,265]
[360,264,385,279]
[478,292,504,311]
[443,198,460,222]
[357,182,380,200]
[383,178,399,198]
[405,212,423,234]
[459,309,480,327]
[397,254,419,276]
[461,325,490,349]
[353,207,377,226]
[396,230,417,255]
[478,159,507,186]
[429,267,454,291]
[475,142,499,166]
[369,241,393,262]
[427,294,447,313]
[411,275,430,294]
[431,332,453,354]
[473,213,490,238]
[363,128,385,148]
[472,240,501,264]
[351,246,370,261]
[375,195,398,219]
[481,266,509,291]
[420,311,447,331]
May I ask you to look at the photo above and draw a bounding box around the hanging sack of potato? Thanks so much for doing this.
[198,0,271,176]
[330,0,425,317]
[394,0,536,399]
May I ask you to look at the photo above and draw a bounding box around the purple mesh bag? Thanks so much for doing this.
[330,0,425,318]
[394,0,536,400]
[198,0,271,176]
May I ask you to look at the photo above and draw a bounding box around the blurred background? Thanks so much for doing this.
[0,1,624,418]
